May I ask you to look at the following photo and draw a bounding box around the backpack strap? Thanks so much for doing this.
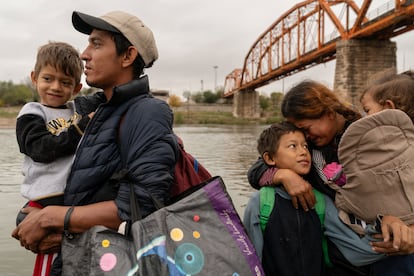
[313,189,332,267]
[193,159,199,173]
[259,186,276,233]
[177,135,199,173]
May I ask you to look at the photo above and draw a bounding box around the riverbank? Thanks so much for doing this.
[173,110,277,125]
[0,106,279,128]
[0,107,19,128]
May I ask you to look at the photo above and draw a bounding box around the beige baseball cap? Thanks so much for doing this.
[72,11,158,68]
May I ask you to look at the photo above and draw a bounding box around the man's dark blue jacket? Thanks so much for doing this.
[64,75,178,220]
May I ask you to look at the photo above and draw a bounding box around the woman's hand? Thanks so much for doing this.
[273,169,316,211]
[371,215,414,255]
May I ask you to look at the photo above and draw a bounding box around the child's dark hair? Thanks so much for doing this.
[257,121,303,157]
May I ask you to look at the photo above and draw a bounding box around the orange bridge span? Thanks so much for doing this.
[224,0,414,99]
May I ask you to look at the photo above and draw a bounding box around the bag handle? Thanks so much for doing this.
[129,181,141,222]
[126,179,164,237]
[128,178,164,223]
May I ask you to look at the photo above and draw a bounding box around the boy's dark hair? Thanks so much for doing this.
[257,121,303,157]
[112,33,146,79]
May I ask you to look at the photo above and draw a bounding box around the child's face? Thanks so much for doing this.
[272,131,311,176]
[31,64,82,107]
[360,92,385,115]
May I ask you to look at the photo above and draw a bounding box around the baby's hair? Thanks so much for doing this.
[401,70,414,79]
[365,68,397,86]
[362,70,414,122]
[33,41,84,85]
[257,121,303,157]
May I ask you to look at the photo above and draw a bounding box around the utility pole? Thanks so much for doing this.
[213,65,218,92]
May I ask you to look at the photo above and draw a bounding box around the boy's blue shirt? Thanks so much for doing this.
[243,186,386,266]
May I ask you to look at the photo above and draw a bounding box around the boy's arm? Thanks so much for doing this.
[16,114,90,163]
[247,158,271,189]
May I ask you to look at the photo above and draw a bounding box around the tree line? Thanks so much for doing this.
[0,80,99,107]
[0,80,229,107]
[1,80,284,119]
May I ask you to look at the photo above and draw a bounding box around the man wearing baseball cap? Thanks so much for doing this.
[13,11,178,274]
[72,10,158,69]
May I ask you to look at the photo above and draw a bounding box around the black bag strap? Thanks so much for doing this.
[109,169,141,220]
[128,179,164,223]
[126,178,164,237]
[129,181,141,222]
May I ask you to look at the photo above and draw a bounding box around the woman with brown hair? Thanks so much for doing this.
[248,79,414,276]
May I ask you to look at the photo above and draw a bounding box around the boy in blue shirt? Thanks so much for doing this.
[243,121,385,276]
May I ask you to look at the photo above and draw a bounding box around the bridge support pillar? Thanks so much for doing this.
[334,39,396,108]
[233,89,261,118]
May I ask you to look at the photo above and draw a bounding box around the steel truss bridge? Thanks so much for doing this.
[223,0,414,97]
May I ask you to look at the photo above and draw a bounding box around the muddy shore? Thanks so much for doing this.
[0,118,16,129]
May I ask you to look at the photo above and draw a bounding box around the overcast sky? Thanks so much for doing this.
[0,0,412,96]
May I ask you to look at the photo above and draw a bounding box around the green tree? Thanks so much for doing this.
[215,87,224,98]
[191,92,203,103]
[203,90,219,103]
[269,92,283,117]
[0,81,34,106]
[259,94,270,111]
[14,84,35,105]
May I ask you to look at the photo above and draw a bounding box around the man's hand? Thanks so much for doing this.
[12,206,47,252]
[37,233,62,254]
[12,205,66,253]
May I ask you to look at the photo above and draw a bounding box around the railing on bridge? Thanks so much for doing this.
[224,0,414,97]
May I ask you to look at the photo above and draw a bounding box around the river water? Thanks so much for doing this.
[0,125,266,275]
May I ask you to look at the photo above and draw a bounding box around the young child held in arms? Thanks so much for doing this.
[15,41,100,276]
[323,70,414,235]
